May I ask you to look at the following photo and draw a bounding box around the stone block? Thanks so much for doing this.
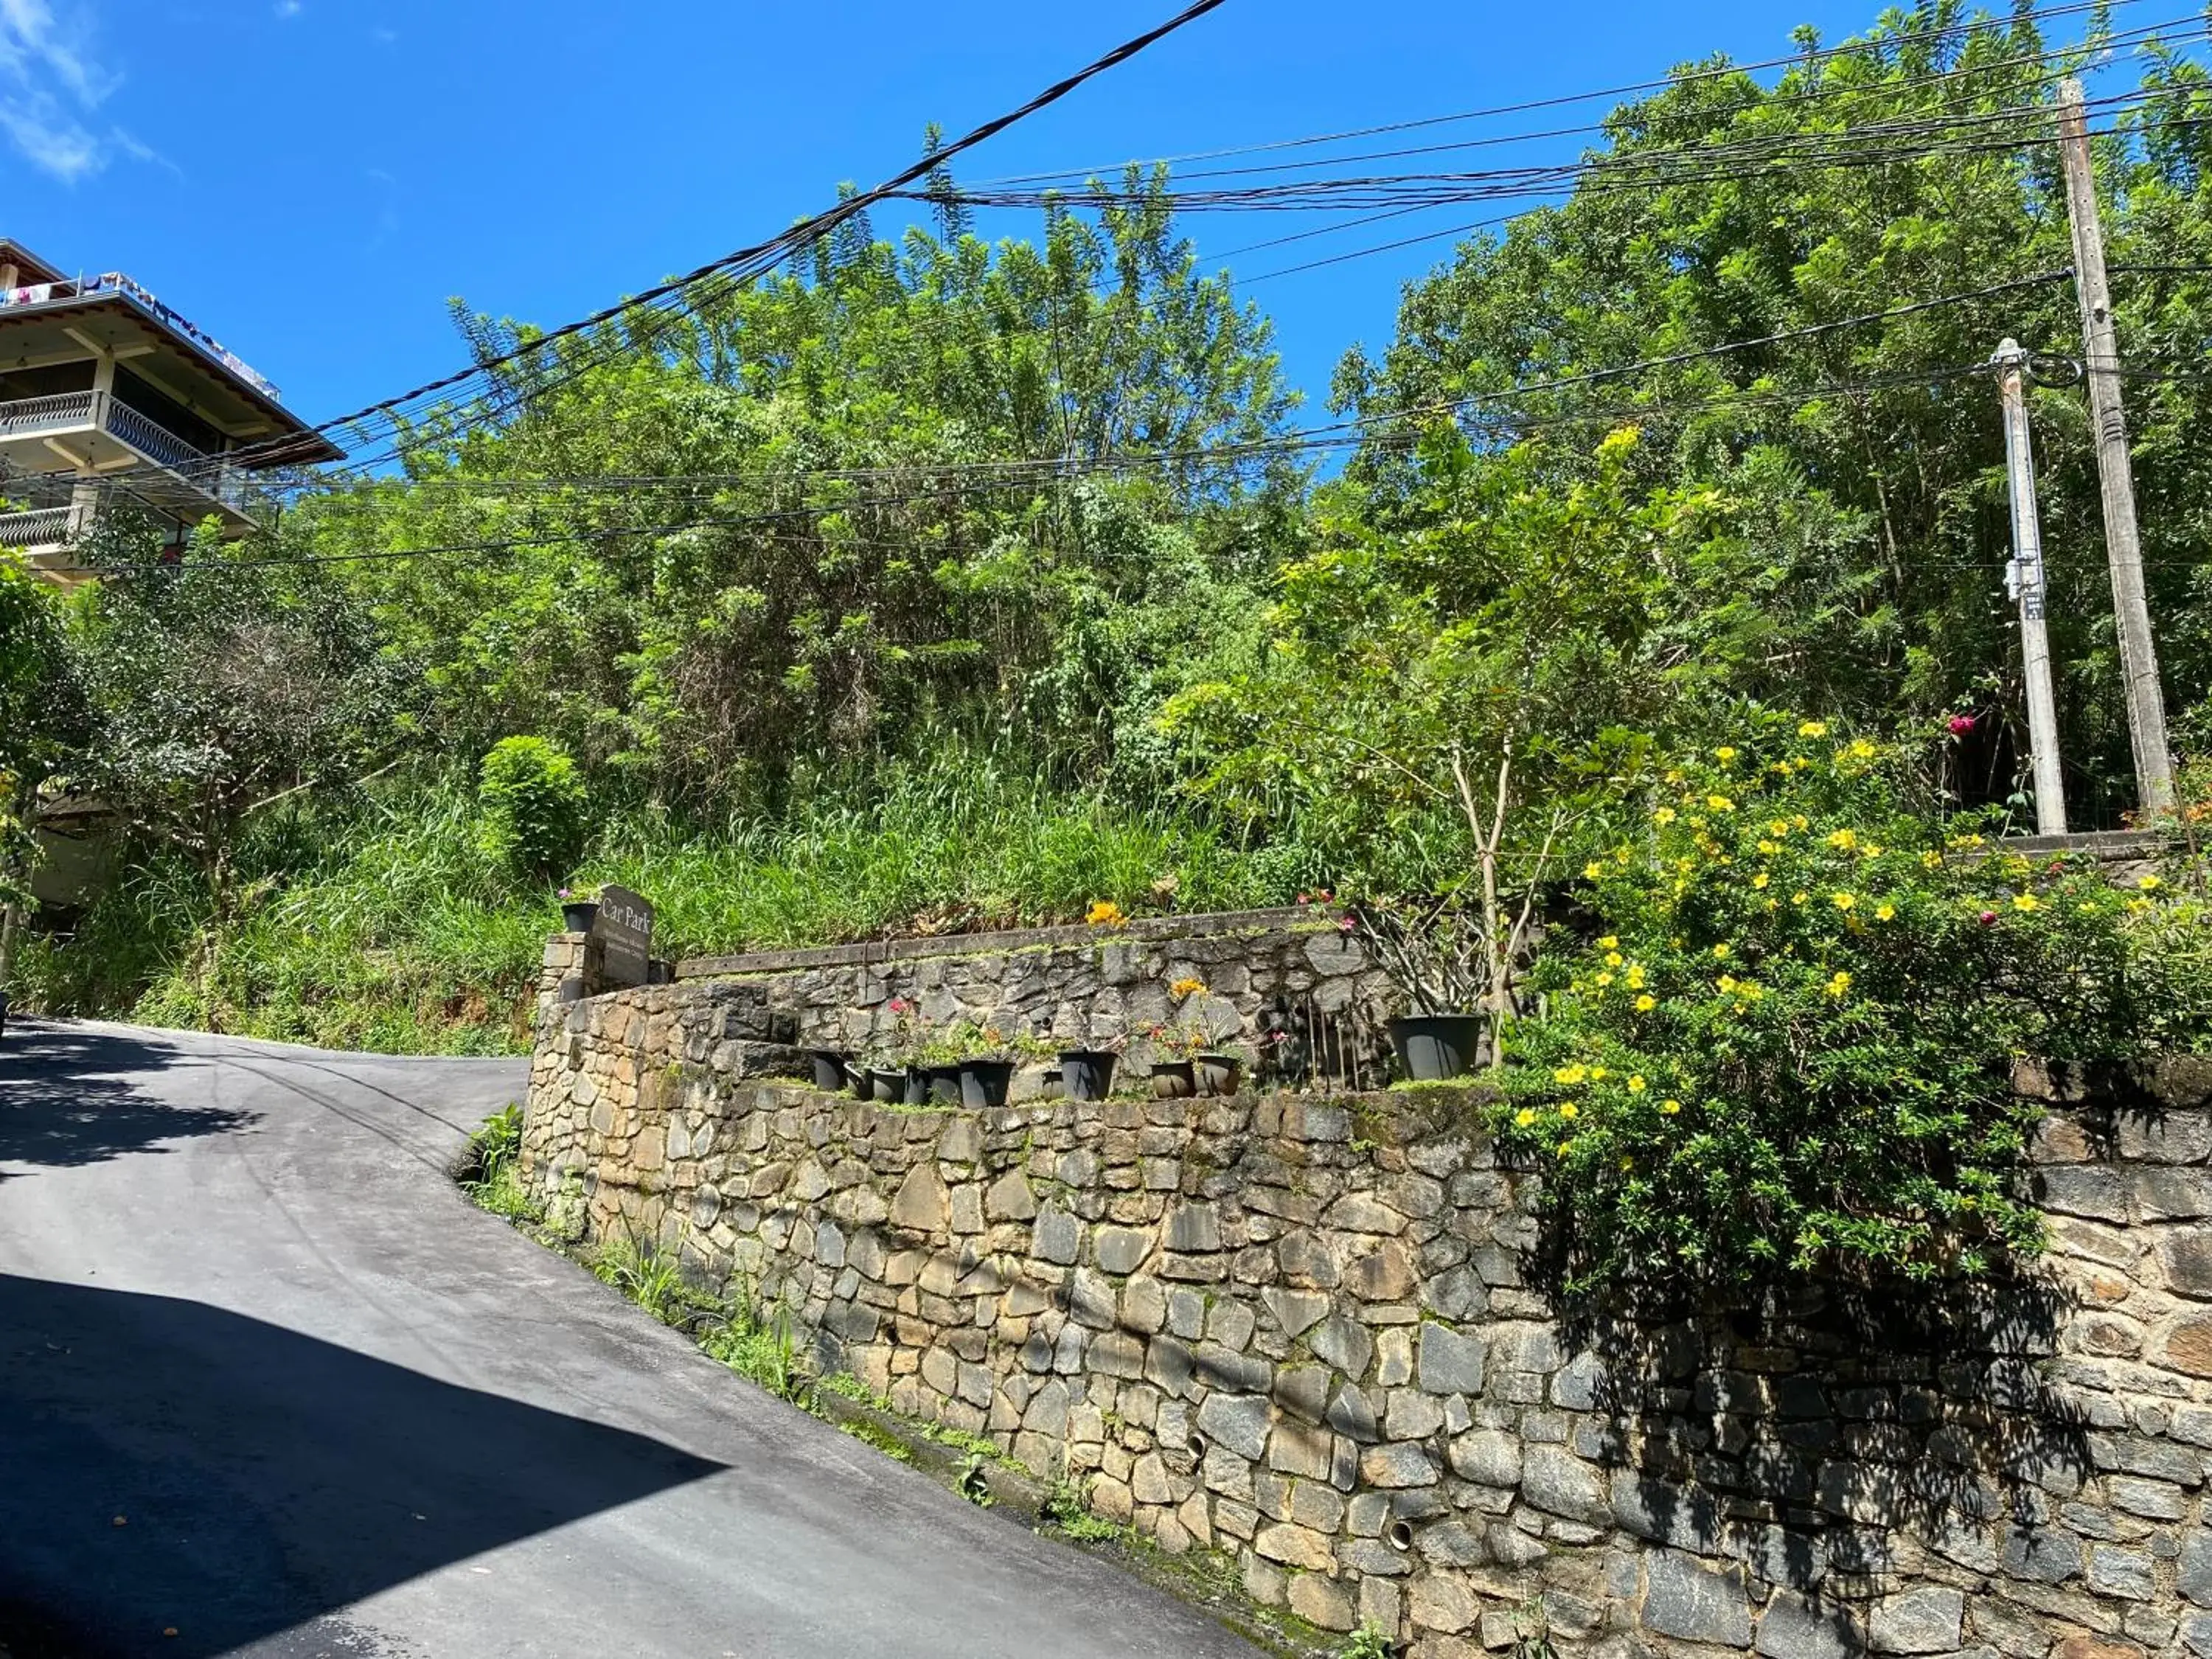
[2002,1523,2084,1585]
[1521,1444,1609,1526]
[2163,1231,2212,1299]
[1343,1239,1417,1302]
[1032,1206,1082,1265]
[2163,1315,2212,1378]
[2120,1108,2212,1164]
[1162,1201,1221,1253]
[1195,1392,1272,1461]
[2039,1166,2130,1222]
[984,1169,1037,1222]
[1253,1522,1335,1572]
[1311,1315,1374,1380]
[1417,1323,1486,1396]
[2140,1167,2212,1220]
[2087,1545,2156,1601]
[1867,1587,1963,1654]
[1641,1551,1751,1648]
[1094,1225,1151,1276]
[1448,1427,1520,1489]
[1359,1440,1441,1489]
[1756,1593,1858,1659]
[890,1164,950,1232]
[1287,1573,1355,1633]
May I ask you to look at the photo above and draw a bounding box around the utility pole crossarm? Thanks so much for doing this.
[2058,75,2177,817]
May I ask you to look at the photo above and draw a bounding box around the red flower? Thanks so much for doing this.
[1979,910,1998,927]
[1948,714,1976,737]
[1296,892,1311,905]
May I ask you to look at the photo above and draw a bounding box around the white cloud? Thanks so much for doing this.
[0,0,147,182]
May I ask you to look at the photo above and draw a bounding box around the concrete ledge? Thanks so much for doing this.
[2005,828,2169,858]
[674,904,1331,980]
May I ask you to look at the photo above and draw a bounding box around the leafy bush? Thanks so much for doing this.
[477,737,588,881]
[1495,714,2207,1296]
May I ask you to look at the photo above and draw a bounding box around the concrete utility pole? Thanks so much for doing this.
[1995,340,2068,835]
[2058,75,2176,815]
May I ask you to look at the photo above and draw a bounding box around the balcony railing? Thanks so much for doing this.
[0,389,98,442]
[0,506,73,549]
[103,397,204,476]
[0,386,249,501]
[1,271,282,402]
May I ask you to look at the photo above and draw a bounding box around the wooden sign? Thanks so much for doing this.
[594,886,655,990]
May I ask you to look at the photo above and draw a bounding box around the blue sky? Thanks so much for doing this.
[0,0,2142,435]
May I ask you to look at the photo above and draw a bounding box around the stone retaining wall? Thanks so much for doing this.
[542,906,1400,1093]
[524,978,2212,1658]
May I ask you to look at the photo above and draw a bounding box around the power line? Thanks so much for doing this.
[963,0,2167,186]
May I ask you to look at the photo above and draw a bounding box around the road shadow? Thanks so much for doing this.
[0,1023,253,1181]
[0,1273,725,1658]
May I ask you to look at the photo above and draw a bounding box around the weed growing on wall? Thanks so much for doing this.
[1495,714,2212,1296]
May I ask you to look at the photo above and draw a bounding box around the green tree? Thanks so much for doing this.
[477,736,589,880]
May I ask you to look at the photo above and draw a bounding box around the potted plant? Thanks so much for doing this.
[874,998,931,1105]
[558,886,599,934]
[807,1047,849,1092]
[1155,977,1245,1096]
[914,1029,966,1106]
[948,1020,1019,1110]
[1359,900,1491,1082]
[1058,1034,1121,1102]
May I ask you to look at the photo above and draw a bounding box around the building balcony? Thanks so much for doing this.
[0,387,258,537]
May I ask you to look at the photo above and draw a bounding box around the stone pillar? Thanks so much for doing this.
[535,931,599,1024]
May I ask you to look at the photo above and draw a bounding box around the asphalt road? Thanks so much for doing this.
[0,1019,1263,1659]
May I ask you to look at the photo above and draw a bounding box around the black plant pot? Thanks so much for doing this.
[902,1068,928,1107]
[871,1068,905,1105]
[1192,1054,1243,1098]
[959,1060,1015,1110]
[846,1061,872,1101]
[1150,1061,1195,1099]
[560,900,599,934]
[1389,1013,1486,1082]
[1060,1051,1116,1102]
[925,1065,964,1107]
[809,1050,848,1092]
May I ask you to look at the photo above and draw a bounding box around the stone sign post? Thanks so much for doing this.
[594,886,655,990]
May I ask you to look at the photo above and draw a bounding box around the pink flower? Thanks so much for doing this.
[888,998,908,1013]
[1948,714,1976,737]
[1339,917,1357,931]
[1296,892,1311,905]
[1979,910,1998,927]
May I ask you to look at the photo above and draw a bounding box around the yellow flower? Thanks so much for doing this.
[1590,1067,1608,1080]
[1826,830,1857,851]
[1717,974,1738,992]
[1874,902,1896,922]
[1798,720,1829,738]
[1825,970,1852,999]
[1660,1099,1683,1116]
[1792,891,1809,906]
[1514,1108,1537,1128]
[1770,820,1792,837]
[1753,872,1770,891]
[1554,1064,1588,1085]
[1596,971,1615,987]
[1584,862,1605,880]
[2128,897,2154,915]
[1627,1075,1647,1093]
[1950,832,1985,849]
[1557,1141,1574,1158]
[1757,841,1778,856]
[2140,874,2163,891]
[1921,851,1944,870]
[1559,1102,1579,1121]
[1635,994,1657,1012]
[1599,936,1619,950]
[1624,965,1646,989]
[1712,943,1731,960]
[1707,795,1736,813]
[1716,747,1738,762]
[2014,893,2040,913]
[1086,900,1127,927]
[1737,981,1765,1002]
[1169,976,1207,999]
[1604,950,1624,967]
[1849,739,1877,759]
[1655,806,1677,824]
[1793,815,1810,830]
[1793,757,1812,771]
[1832,892,1856,911]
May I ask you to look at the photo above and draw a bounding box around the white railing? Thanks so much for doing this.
[0,506,72,549]
[0,389,98,441]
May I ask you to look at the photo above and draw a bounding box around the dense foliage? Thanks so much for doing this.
[1498,720,2206,1295]
[15,0,2212,1124]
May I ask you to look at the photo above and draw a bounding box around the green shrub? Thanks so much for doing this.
[1495,714,2210,1297]
[477,736,588,881]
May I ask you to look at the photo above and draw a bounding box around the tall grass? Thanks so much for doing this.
[20,758,1321,1054]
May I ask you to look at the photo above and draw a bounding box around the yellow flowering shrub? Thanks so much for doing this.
[1496,712,2206,1298]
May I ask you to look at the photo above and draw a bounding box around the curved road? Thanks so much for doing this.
[0,1020,1262,1659]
